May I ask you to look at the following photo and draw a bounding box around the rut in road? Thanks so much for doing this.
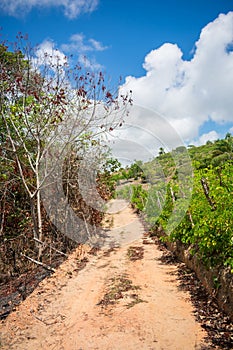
[0,199,207,349]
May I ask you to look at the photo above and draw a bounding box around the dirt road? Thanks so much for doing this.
[0,200,207,349]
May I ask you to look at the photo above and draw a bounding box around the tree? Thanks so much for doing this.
[0,35,131,261]
[158,147,165,156]
[210,134,233,186]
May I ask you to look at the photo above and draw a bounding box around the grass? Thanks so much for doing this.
[97,273,145,309]
[127,246,144,261]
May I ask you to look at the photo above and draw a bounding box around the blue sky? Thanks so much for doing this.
[1,1,232,81]
[1,0,233,153]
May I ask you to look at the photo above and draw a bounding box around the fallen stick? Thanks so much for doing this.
[20,253,56,272]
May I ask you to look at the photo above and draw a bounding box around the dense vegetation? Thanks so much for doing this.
[116,134,233,271]
[1,34,232,321]
[0,36,129,289]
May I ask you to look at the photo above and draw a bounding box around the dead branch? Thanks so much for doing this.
[170,185,176,203]
[201,177,216,211]
[20,253,56,272]
[187,210,195,228]
[33,238,68,257]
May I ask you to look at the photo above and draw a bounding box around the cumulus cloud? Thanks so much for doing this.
[193,130,219,146]
[33,33,107,71]
[0,0,99,19]
[120,12,233,145]
[108,105,188,164]
[34,40,67,68]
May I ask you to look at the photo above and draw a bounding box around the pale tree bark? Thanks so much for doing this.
[1,37,132,263]
[201,177,216,211]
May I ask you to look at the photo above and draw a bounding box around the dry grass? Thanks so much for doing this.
[97,273,145,309]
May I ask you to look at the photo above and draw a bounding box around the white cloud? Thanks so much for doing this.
[120,12,233,143]
[34,40,67,68]
[78,54,102,70]
[193,130,219,146]
[0,0,99,19]
[60,33,108,70]
[33,34,106,72]
[108,105,188,163]
[88,38,107,51]
[61,33,108,53]
[61,34,91,53]
[60,33,107,70]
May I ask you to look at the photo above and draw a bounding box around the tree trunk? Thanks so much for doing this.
[30,195,43,261]
[187,210,194,228]
[30,197,39,240]
[36,189,43,261]
[200,177,216,211]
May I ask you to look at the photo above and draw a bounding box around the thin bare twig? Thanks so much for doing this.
[20,253,56,272]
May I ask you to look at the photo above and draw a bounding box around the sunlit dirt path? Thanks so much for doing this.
[0,200,207,349]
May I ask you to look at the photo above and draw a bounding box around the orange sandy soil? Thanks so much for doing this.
[0,200,207,349]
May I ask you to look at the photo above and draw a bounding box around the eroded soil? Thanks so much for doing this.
[0,199,230,349]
